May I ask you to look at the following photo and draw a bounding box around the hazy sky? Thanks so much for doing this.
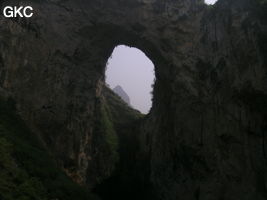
[105,45,155,114]
[105,0,217,113]
[205,0,217,4]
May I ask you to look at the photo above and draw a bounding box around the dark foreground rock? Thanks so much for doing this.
[0,0,267,199]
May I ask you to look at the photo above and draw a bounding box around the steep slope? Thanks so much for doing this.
[94,86,153,200]
[104,86,142,124]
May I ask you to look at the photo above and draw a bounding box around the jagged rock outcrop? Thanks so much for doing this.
[113,85,131,106]
[0,0,266,199]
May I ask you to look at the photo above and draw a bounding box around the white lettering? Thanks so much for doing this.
[23,6,33,18]
[3,6,13,18]
[14,6,23,17]
[3,6,34,18]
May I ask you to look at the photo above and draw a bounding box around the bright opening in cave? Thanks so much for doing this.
[205,0,218,5]
[105,45,155,114]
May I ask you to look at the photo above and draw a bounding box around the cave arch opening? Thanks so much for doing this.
[105,45,155,114]
[94,44,157,199]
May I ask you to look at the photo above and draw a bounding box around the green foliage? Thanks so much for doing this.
[100,86,144,165]
[0,98,99,200]
[100,104,119,162]
[103,86,144,126]
[257,0,267,5]
[0,137,47,200]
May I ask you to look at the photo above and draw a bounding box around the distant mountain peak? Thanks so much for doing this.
[113,85,131,106]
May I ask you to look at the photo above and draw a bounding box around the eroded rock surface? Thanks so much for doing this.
[0,0,266,199]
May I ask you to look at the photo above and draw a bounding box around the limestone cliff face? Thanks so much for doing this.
[113,85,131,106]
[0,0,266,199]
[143,1,267,199]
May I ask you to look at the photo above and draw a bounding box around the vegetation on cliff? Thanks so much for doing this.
[100,103,119,163]
[0,98,99,200]
[93,86,151,200]
[103,86,143,126]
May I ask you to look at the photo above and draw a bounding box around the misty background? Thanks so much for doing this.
[105,45,155,114]
[105,1,216,114]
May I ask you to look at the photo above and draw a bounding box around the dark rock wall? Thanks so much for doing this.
[143,1,267,199]
[0,0,266,199]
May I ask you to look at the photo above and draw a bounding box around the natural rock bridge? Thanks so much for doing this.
[0,0,266,199]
